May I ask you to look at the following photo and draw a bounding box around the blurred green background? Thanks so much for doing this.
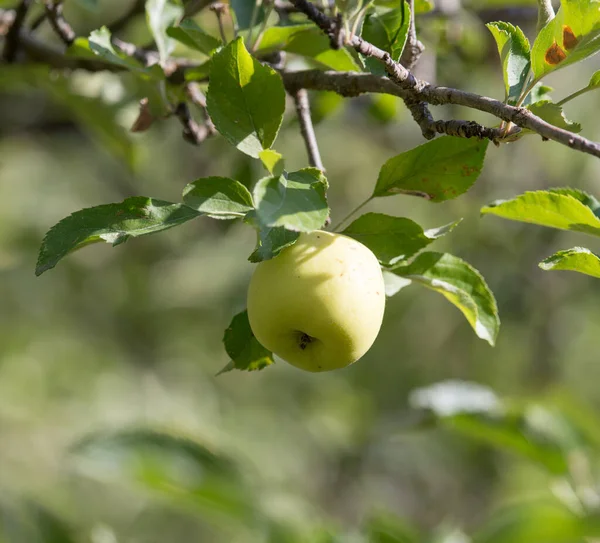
[2,0,600,541]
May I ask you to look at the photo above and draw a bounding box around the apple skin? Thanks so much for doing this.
[247,230,385,372]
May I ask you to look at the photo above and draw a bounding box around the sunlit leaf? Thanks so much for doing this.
[391,252,499,345]
[531,0,600,79]
[249,168,329,232]
[258,25,360,71]
[182,176,254,219]
[474,499,600,543]
[342,213,460,266]
[374,137,489,202]
[146,0,184,65]
[486,21,530,103]
[166,18,221,55]
[259,149,285,175]
[207,37,286,157]
[36,197,200,275]
[231,0,265,30]
[71,429,252,519]
[539,247,600,278]
[481,189,600,236]
[247,224,300,263]
[221,310,275,373]
[527,100,581,132]
[409,381,575,473]
[362,1,411,76]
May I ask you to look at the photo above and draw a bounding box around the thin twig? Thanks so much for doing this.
[29,11,46,31]
[187,82,216,133]
[10,0,600,160]
[282,70,600,158]
[292,89,324,170]
[44,0,75,46]
[175,102,214,145]
[399,0,424,70]
[332,197,372,231]
[251,0,275,52]
[536,0,555,32]
[209,2,229,43]
[107,0,145,35]
[3,0,32,62]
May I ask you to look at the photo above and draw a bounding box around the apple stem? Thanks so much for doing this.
[331,197,373,231]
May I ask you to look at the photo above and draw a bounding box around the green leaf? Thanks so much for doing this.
[74,0,99,10]
[0,67,137,168]
[146,0,184,66]
[486,21,531,103]
[409,381,571,473]
[250,168,329,232]
[342,213,460,266]
[85,26,151,73]
[474,500,600,543]
[222,310,274,372]
[590,69,600,87]
[166,18,221,55]
[258,25,360,71]
[259,149,285,175]
[414,0,434,13]
[531,0,600,79]
[373,137,489,202]
[481,189,600,236]
[36,197,200,276]
[70,429,251,519]
[182,177,254,219]
[391,252,499,345]
[248,226,300,263]
[382,271,412,297]
[362,1,411,76]
[0,500,77,543]
[231,0,265,30]
[365,512,421,543]
[368,94,402,123]
[527,100,581,132]
[207,37,286,157]
[549,187,600,212]
[184,60,212,81]
[539,247,600,278]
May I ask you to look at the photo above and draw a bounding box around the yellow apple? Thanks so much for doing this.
[247,230,385,372]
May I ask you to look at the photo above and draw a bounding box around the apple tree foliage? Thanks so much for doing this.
[8,0,599,374]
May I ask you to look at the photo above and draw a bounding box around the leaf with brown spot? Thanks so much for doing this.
[532,1,600,78]
[563,25,579,50]
[545,42,567,65]
[373,137,489,203]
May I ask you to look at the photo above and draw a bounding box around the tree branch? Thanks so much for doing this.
[536,0,555,32]
[290,0,437,138]
[282,70,600,158]
[107,0,145,35]
[292,88,324,170]
[175,102,214,145]
[399,0,424,71]
[2,0,32,62]
[44,0,75,46]
[8,0,600,160]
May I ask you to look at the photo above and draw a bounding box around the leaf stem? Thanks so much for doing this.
[246,0,262,48]
[331,197,372,231]
[556,86,593,107]
[251,0,274,52]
